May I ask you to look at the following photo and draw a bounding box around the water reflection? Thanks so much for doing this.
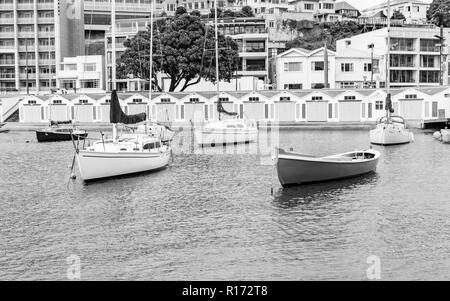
[272,173,379,209]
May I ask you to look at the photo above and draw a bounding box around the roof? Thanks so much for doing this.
[336,47,376,59]
[335,1,359,11]
[362,0,429,12]
[278,47,336,58]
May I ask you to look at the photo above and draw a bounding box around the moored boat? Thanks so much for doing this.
[195,118,258,146]
[276,148,380,187]
[75,90,171,182]
[370,116,413,145]
[36,122,88,142]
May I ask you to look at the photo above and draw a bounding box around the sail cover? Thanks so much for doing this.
[110,90,147,124]
[50,120,72,126]
[217,100,238,116]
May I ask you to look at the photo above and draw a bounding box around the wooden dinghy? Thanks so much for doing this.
[276,148,381,187]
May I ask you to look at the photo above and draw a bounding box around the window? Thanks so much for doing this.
[161,98,171,103]
[312,96,323,101]
[249,97,259,102]
[405,94,417,99]
[341,63,354,72]
[219,97,229,102]
[79,99,88,104]
[132,99,142,103]
[344,96,356,100]
[189,98,199,103]
[364,63,372,72]
[83,63,96,72]
[28,100,36,105]
[304,3,313,10]
[284,62,302,72]
[53,99,62,104]
[312,61,325,71]
[280,97,291,101]
[80,80,99,89]
[284,84,302,90]
[375,101,383,110]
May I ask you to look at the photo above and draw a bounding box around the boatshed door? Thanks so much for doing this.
[306,102,327,122]
[22,105,42,122]
[339,102,361,122]
[275,102,296,122]
[400,100,422,120]
[49,105,67,121]
[156,103,175,122]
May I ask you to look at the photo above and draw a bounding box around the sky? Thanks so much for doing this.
[344,0,433,11]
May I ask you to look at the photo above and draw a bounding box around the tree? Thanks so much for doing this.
[427,0,450,27]
[116,10,239,92]
[391,10,406,21]
[241,6,254,17]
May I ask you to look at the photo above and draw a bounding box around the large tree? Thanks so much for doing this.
[117,10,239,92]
[427,0,450,27]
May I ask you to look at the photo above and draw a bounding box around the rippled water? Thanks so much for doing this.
[0,128,449,280]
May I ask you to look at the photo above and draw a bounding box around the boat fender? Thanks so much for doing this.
[70,173,77,180]
[433,131,441,140]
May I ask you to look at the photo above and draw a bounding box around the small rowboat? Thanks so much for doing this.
[276,148,380,187]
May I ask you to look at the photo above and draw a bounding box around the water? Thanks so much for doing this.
[0,129,449,280]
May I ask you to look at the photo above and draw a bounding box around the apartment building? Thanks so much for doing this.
[336,26,450,88]
[0,0,85,93]
[361,0,431,24]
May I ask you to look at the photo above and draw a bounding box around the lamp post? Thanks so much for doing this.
[368,43,374,88]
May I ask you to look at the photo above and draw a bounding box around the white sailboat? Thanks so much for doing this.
[369,0,413,145]
[75,0,171,181]
[195,0,258,147]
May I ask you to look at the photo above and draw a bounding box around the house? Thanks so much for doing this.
[335,1,360,18]
[361,0,431,24]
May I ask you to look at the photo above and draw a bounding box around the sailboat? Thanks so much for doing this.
[195,0,258,147]
[75,0,171,181]
[369,0,413,145]
[76,91,171,181]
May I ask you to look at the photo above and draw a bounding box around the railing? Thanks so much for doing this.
[0,4,14,10]
[244,65,266,71]
[19,59,35,65]
[0,73,15,79]
[420,46,440,52]
[390,45,415,52]
[0,18,14,24]
[0,60,15,65]
[17,18,34,24]
[19,73,36,79]
[390,63,415,68]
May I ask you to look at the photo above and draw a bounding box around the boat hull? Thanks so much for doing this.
[195,129,257,146]
[277,150,380,187]
[441,129,450,144]
[76,149,171,181]
[36,131,88,143]
[0,128,9,134]
[370,123,412,145]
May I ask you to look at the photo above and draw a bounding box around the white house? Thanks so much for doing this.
[361,0,431,24]
[276,47,337,90]
[57,55,105,93]
[335,47,382,89]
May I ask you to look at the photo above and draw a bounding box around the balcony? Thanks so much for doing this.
[245,65,266,72]
[17,18,34,24]
[420,46,440,53]
[38,31,54,38]
[19,73,36,80]
[38,17,54,24]
[38,59,56,65]
[390,45,415,52]
[37,3,54,10]
[17,4,34,10]
[0,73,15,79]
[18,45,35,52]
[0,59,15,65]
[0,18,14,24]
[19,59,35,65]
[0,32,14,38]
[0,4,14,10]
[390,63,415,68]
[18,32,35,38]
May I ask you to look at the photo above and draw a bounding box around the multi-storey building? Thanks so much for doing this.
[57,55,105,92]
[105,16,269,91]
[360,0,431,24]
[275,45,380,90]
[0,0,85,94]
[336,26,450,88]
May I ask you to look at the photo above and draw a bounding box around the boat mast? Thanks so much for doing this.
[111,0,118,141]
[386,0,391,121]
[214,0,221,121]
[148,0,154,123]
